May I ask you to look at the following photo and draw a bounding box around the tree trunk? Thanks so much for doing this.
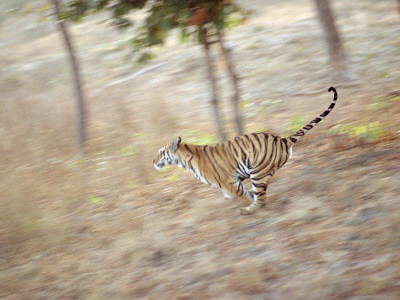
[203,29,226,142]
[52,0,87,154]
[398,0,400,15]
[217,31,243,136]
[314,0,347,81]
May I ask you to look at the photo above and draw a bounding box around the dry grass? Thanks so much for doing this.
[1,0,400,298]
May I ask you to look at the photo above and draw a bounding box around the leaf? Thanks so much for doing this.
[112,17,132,29]
[225,12,244,30]
[89,196,105,204]
[37,16,49,23]
[95,0,111,11]
[179,28,189,43]
[197,26,206,44]
[214,9,225,30]
[239,99,250,110]
[155,28,167,41]
[135,52,156,65]
[167,174,179,182]
[286,115,305,134]
[37,3,51,13]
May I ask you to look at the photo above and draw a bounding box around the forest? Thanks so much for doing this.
[1,0,399,298]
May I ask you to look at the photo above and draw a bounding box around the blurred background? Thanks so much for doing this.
[1,0,399,298]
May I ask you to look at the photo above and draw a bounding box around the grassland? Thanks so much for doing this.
[1,0,400,298]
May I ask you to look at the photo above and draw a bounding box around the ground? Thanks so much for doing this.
[1,0,400,299]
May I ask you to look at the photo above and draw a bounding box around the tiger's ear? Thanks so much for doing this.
[170,136,181,152]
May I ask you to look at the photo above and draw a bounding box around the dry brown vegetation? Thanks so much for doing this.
[1,0,400,299]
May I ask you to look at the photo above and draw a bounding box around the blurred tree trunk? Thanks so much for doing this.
[52,0,87,154]
[203,29,226,142]
[217,31,243,136]
[313,0,348,81]
[398,0,400,15]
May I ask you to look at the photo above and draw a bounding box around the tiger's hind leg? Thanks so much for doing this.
[221,179,254,204]
[222,191,234,199]
[240,188,266,215]
[240,174,273,215]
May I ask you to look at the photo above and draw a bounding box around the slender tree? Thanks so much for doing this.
[313,0,348,81]
[398,0,400,15]
[203,27,227,141]
[61,0,246,142]
[217,31,242,136]
[52,0,86,154]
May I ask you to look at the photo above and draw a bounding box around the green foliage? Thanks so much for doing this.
[286,115,305,135]
[328,94,397,145]
[2,1,51,23]
[135,51,157,65]
[111,17,132,29]
[117,145,137,157]
[89,195,105,204]
[59,0,246,63]
[159,165,184,182]
[255,127,270,133]
[239,98,250,110]
[185,129,218,145]
[367,94,400,110]
[329,120,390,143]
[0,0,29,15]
[166,173,179,182]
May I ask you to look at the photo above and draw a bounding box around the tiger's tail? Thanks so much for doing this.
[288,87,338,144]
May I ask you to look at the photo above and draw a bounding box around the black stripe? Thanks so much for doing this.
[282,138,288,148]
[229,140,239,158]
[236,183,244,196]
[251,173,273,182]
[235,139,247,162]
[261,138,278,172]
[237,163,248,177]
[251,133,262,162]
[288,87,338,143]
[184,144,193,154]
[251,142,276,175]
[203,149,223,183]
[221,144,238,169]
[187,156,194,169]
[252,135,270,170]
[208,146,216,160]
[278,138,285,158]
[245,134,256,152]
[209,146,230,175]
[251,133,262,148]
[320,110,329,117]
[254,191,265,196]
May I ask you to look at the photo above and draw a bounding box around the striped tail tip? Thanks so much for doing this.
[287,86,338,144]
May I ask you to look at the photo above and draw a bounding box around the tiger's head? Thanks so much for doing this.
[153,137,181,170]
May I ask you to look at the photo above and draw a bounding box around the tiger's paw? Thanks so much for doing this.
[240,201,266,215]
[240,206,255,215]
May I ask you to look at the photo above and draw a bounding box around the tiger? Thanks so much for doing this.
[153,87,337,215]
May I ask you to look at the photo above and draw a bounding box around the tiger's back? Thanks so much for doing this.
[178,133,291,182]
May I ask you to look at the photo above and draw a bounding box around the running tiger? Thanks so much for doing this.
[153,87,338,215]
